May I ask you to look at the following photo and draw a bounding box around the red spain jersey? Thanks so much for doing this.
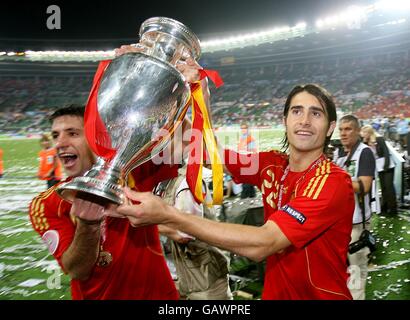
[225,149,354,300]
[29,161,179,300]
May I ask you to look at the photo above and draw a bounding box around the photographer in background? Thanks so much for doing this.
[334,115,378,300]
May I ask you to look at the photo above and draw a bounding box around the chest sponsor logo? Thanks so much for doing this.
[282,204,306,224]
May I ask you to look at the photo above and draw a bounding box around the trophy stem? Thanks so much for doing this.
[56,158,125,205]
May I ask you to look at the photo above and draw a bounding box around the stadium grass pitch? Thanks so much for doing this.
[0,130,408,300]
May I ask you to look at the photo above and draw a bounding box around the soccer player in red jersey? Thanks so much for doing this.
[117,84,355,300]
[28,47,206,299]
[29,105,179,299]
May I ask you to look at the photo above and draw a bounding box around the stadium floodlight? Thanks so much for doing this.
[294,22,307,29]
[200,22,308,52]
[326,16,337,25]
[5,0,409,59]
[22,49,115,61]
[375,0,410,12]
[315,19,325,28]
[344,5,369,29]
[314,4,369,30]
[381,18,407,25]
[345,5,368,17]
[281,26,291,33]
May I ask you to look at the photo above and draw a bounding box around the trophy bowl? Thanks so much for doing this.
[56,17,201,204]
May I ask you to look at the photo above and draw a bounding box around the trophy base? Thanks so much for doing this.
[56,176,124,205]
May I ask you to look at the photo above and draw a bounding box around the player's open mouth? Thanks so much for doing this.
[59,153,77,167]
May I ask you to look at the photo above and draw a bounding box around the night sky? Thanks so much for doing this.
[1,0,370,41]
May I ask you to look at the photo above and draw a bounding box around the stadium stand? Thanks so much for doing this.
[0,6,409,133]
[0,53,409,133]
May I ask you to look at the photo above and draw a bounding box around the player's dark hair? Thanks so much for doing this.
[49,104,85,122]
[281,83,337,153]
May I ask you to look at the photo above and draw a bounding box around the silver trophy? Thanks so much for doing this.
[56,17,201,204]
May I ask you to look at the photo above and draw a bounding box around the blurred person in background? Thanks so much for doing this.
[0,147,3,178]
[237,123,257,198]
[396,114,409,150]
[37,133,63,188]
[361,125,397,215]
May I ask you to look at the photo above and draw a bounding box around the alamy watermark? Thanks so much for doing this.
[347,265,364,290]
[148,123,261,175]
[46,265,62,290]
[46,5,61,30]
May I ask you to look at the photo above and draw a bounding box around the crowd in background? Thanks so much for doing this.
[0,55,409,134]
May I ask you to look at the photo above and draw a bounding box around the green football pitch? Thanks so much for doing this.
[0,130,408,300]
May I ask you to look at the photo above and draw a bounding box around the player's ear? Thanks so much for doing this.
[327,121,336,137]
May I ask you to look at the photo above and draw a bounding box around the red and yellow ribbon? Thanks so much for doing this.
[187,78,223,205]
[84,60,116,160]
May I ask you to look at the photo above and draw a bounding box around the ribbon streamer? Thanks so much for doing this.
[199,69,224,88]
[84,60,116,160]
[187,82,223,205]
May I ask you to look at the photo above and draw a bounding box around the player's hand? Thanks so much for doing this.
[114,44,145,57]
[70,192,107,224]
[102,202,125,219]
[176,58,202,83]
[116,187,171,227]
[115,44,203,84]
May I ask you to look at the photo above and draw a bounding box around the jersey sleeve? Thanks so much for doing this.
[223,149,263,186]
[28,190,75,272]
[357,148,375,177]
[269,170,354,249]
[130,160,179,191]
